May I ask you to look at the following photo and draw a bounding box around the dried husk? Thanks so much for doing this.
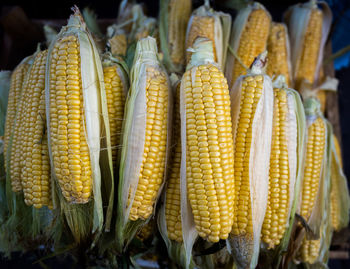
[227,51,273,269]
[185,1,231,71]
[45,8,114,243]
[225,2,271,89]
[116,37,172,253]
[284,0,332,89]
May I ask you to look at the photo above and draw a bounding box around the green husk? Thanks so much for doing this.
[116,37,171,253]
[45,7,113,245]
[259,76,307,268]
[330,135,350,231]
[159,0,192,73]
[0,71,11,137]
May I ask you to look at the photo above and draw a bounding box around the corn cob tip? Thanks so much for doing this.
[249,50,268,75]
[67,6,86,30]
[187,37,215,70]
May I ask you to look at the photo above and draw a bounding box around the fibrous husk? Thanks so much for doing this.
[227,51,274,269]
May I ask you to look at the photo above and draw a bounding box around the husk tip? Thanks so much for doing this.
[250,50,268,75]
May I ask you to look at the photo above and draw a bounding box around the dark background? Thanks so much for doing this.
[1,0,350,268]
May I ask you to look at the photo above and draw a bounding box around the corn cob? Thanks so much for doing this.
[108,34,127,57]
[46,9,105,205]
[119,37,170,223]
[300,117,326,220]
[103,58,128,169]
[285,0,332,90]
[136,221,154,241]
[4,60,30,164]
[261,88,290,248]
[182,38,235,243]
[295,8,322,89]
[226,3,271,88]
[19,50,52,208]
[185,3,231,70]
[266,23,292,86]
[330,134,350,231]
[228,51,273,269]
[167,0,191,66]
[300,237,321,264]
[165,81,182,242]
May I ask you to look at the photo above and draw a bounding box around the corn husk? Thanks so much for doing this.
[0,71,11,138]
[225,2,271,89]
[226,51,273,269]
[284,0,332,89]
[185,1,231,71]
[330,135,350,231]
[116,37,172,253]
[259,76,307,267]
[45,8,114,243]
[159,0,192,73]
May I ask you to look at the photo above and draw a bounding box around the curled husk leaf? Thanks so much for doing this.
[227,51,273,269]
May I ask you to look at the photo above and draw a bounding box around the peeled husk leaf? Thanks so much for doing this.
[45,8,114,244]
[116,37,172,253]
[157,73,195,269]
[0,71,11,138]
[225,2,271,88]
[284,0,332,88]
[159,0,192,73]
[259,76,307,267]
[330,135,350,231]
[227,51,273,269]
[185,2,231,71]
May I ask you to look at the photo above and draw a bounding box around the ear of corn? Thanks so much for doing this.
[227,51,273,269]
[185,3,231,70]
[117,37,171,252]
[159,0,192,73]
[4,59,31,170]
[20,49,52,209]
[330,134,350,231]
[266,23,292,87]
[102,54,129,171]
[182,38,235,244]
[295,98,332,241]
[45,8,113,241]
[284,0,332,90]
[225,3,271,89]
[108,33,128,58]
